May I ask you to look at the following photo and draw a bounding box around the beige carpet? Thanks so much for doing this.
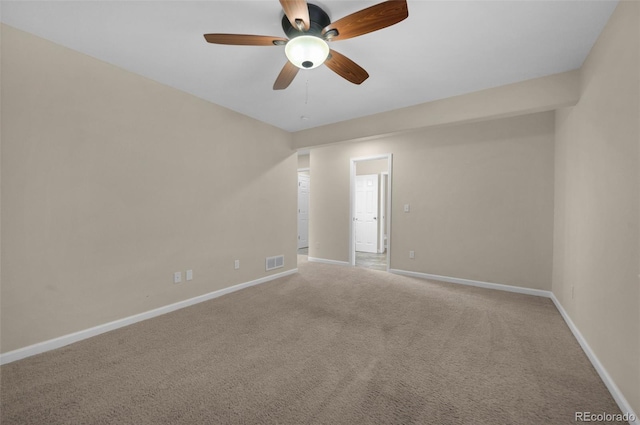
[1,256,622,424]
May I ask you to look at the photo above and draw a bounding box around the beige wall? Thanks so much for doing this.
[293,70,579,149]
[297,154,310,170]
[0,25,297,353]
[310,112,555,290]
[553,1,639,414]
[356,159,387,176]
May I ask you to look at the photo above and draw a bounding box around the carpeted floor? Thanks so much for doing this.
[0,256,622,424]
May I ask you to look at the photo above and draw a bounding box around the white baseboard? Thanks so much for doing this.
[0,268,298,366]
[308,257,350,266]
[389,269,552,298]
[549,294,639,425]
[389,268,637,425]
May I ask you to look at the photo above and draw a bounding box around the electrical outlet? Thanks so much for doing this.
[186,270,193,281]
[234,260,240,270]
[404,204,410,213]
[174,272,182,284]
[409,250,415,259]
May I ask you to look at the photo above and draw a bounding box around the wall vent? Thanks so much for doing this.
[266,255,284,271]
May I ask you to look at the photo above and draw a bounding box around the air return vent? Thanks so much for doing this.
[266,255,284,271]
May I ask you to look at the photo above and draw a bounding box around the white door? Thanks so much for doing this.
[297,174,310,249]
[355,174,379,253]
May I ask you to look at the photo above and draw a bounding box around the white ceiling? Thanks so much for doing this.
[1,1,617,132]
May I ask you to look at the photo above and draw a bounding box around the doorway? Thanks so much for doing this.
[350,154,392,271]
[297,170,310,257]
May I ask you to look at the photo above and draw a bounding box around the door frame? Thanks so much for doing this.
[349,153,393,270]
[379,171,388,253]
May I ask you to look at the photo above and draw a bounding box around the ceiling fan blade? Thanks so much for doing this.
[273,61,300,90]
[204,34,288,46]
[322,0,408,41]
[324,50,369,85]
[280,0,310,31]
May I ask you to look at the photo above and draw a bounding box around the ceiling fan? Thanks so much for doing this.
[204,0,409,90]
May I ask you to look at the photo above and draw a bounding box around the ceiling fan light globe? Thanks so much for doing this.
[285,35,329,70]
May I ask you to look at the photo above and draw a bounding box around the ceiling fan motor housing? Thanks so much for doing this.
[281,3,330,39]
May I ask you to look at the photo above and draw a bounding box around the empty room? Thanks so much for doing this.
[1,1,638,424]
